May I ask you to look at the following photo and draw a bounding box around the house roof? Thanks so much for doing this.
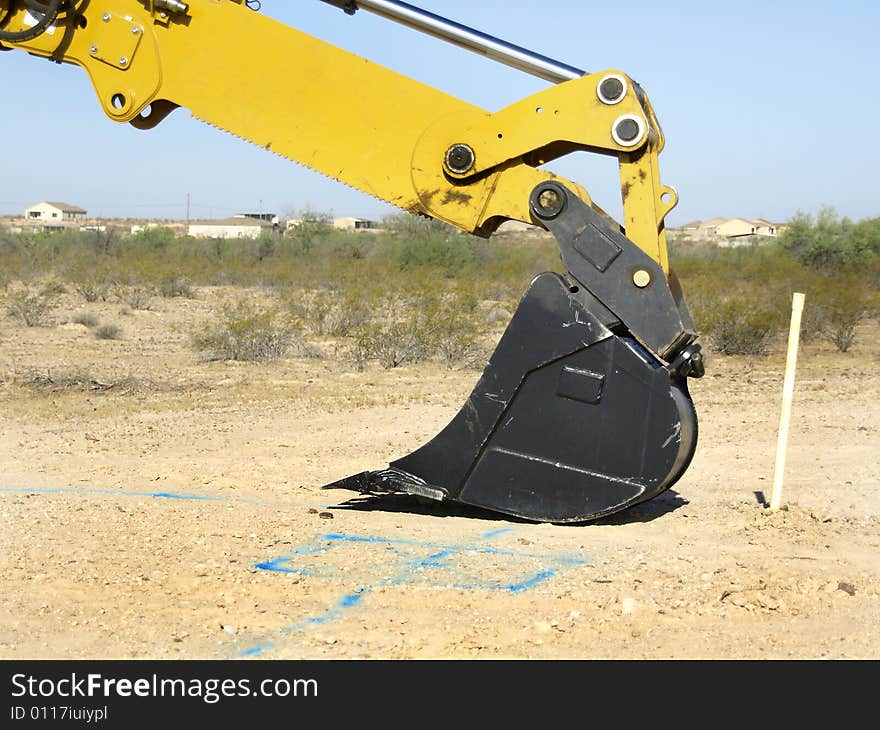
[189,217,273,227]
[34,202,87,213]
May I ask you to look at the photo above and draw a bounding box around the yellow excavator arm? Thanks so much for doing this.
[2,0,672,258]
[2,0,705,523]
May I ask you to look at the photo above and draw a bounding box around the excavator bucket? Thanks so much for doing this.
[325,183,703,523]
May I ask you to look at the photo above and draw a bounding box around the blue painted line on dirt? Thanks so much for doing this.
[236,530,588,658]
[1,485,586,658]
[0,485,329,509]
[0,486,220,501]
[507,568,559,594]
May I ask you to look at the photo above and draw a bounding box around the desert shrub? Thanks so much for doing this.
[797,297,826,344]
[390,230,476,275]
[287,289,335,336]
[66,258,118,302]
[352,283,482,369]
[72,276,112,303]
[327,288,375,336]
[700,294,783,356]
[428,283,482,369]
[381,214,477,275]
[474,237,560,304]
[5,284,56,326]
[40,279,67,296]
[191,300,307,361]
[285,210,334,255]
[353,319,433,369]
[159,275,196,299]
[128,226,177,252]
[809,275,872,352]
[115,285,154,310]
[94,324,123,340]
[251,234,277,262]
[72,311,100,328]
[286,282,379,338]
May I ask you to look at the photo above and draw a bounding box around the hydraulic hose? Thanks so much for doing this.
[0,0,66,43]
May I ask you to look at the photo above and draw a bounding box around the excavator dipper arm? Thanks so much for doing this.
[1,0,704,522]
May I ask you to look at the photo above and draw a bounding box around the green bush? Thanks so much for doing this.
[285,278,381,338]
[700,294,783,356]
[809,275,872,352]
[128,226,178,252]
[778,207,880,272]
[391,233,476,274]
[191,300,306,362]
[351,282,481,369]
[285,210,334,255]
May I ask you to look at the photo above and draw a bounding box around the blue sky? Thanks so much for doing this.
[1,0,877,227]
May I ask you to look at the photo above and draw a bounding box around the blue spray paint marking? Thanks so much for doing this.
[0,485,586,657]
[237,530,588,657]
[0,486,220,501]
[0,485,328,509]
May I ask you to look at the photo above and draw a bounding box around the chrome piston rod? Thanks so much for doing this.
[320,0,585,83]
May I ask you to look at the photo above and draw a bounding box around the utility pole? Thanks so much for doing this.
[186,192,191,231]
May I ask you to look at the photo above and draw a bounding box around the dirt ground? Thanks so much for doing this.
[1,285,878,660]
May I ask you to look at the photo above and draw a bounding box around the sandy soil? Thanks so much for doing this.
[1,285,878,659]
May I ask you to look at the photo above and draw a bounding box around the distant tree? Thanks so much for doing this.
[285,208,333,254]
[778,207,878,272]
[129,225,177,252]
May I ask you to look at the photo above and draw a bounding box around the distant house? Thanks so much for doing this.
[670,216,787,246]
[237,212,279,224]
[332,217,379,231]
[695,217,727,236]
[715,218,758,238]
[679,220,703,233]
[751,219,782,237]
[24,201,87,227]
[716,217,783,240]
[188,215,275,239]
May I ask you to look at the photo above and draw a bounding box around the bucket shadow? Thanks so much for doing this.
[326,488,687,526]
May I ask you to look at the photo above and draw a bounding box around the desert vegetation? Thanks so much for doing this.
[1,207,877,366]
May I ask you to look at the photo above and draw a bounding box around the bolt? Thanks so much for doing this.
[102,12,111,22]
[445,144,475,175]
[599,77,624,103]
[532,183,566,219]
[159,11,168,18]
[89,44,98,54]
[615,118,641,143]
[119,57,128,67]
[632,269,651,288]
[132,25,141,35]
[538,189,560,211]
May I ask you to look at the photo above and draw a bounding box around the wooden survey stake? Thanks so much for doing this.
[769,292,806,511]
